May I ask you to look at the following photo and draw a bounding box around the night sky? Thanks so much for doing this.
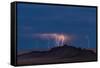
[17,3,96,52]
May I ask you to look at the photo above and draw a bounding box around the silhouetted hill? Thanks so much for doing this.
[17,44,97,65]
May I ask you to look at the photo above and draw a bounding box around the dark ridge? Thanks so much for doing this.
[17,44,96,59]
[17,44,97,65]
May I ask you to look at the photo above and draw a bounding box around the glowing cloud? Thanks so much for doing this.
[32,33,73,47]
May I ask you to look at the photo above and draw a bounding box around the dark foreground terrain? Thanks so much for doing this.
[17,45,97,65]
